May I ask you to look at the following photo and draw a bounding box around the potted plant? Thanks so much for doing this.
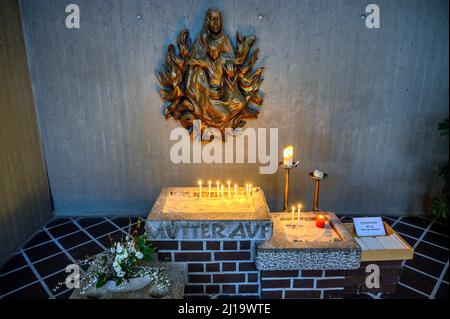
[54,220,170,297]
[432,119,449,220]
[96,223,157,291]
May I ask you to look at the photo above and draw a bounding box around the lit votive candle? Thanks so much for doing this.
[198,180,202,198]
[283,146,294,166]
[316,214,326,228]
[291,206,295,226]
[216,181,220,197]
[297,203,302,224]
[227,180,231,198]
[208,181,211,199]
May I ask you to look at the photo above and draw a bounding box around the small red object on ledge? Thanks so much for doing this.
[316,214,326,228]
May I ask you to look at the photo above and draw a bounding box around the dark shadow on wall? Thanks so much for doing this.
[0,0,53,263]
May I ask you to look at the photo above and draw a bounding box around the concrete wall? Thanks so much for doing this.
[19,0,449,216]
[0,0,53,262]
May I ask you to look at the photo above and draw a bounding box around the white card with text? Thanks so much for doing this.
[353,217,386,237]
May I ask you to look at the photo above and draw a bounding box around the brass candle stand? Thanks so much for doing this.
[309,171,328,211]
[280,161,300,212]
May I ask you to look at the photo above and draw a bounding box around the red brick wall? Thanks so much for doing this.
[150,240,260,296]
[150,240,404,298]
[260,261,403,298]
[261,270,348,298]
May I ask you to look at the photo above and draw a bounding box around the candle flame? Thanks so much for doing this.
[283,146,294,158]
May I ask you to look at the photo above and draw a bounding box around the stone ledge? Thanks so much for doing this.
[255,212,361,270]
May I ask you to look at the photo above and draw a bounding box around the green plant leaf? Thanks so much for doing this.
[438,119,449,136]
[96,277,107,288]
[143,246,156,255]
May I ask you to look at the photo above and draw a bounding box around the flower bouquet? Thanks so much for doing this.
[56,220,170,297]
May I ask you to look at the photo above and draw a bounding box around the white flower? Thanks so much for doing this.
[122,250,128,259]
[127,242,136,252]
[117,271,125,278]
[113,261,121,271]
[110,247,115,254]
[115,243,123,254]
[135,251,144,259]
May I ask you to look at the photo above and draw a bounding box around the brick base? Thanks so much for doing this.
[260,261,403,299]
[150,240,404,298]
[150,240,260,296]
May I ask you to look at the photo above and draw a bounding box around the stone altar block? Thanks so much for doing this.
[145,187,272,241]
[256,212,361,271]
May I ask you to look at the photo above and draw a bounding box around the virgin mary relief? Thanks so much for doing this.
[158,8,264,136]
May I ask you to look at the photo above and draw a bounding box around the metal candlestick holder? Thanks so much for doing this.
[280,161,300,212]
[309,172,328,211]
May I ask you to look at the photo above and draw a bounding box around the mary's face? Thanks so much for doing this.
[207,11,222,34]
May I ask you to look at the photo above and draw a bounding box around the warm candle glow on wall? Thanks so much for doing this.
[198,180,202,198]
[283,146,294,166]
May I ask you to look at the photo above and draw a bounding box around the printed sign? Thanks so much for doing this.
[353,217,386,237]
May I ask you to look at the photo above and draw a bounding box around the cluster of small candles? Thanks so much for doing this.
[197,180,253,199]
[195,146,326,229]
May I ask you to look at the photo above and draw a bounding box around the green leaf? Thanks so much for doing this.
[115,278,124,286]
[143,246,156,255]
[438,119,449,136]
[143,253,154,261]
[96,277,107,288]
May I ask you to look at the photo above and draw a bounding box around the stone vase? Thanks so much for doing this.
[103,277,152,292]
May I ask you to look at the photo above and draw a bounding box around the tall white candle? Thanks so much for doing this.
[208,181,211,199]
[234,184,237,198]
[198,180,202,198]
[227,180,231,199]
[283,146,294,166]
[245,184,248,197]
[291,206,295,226]
[297,204,302,224]
[221,185,224,198]
[216,181,220,197]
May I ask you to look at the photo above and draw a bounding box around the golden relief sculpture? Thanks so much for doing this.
[158,8,264,136]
